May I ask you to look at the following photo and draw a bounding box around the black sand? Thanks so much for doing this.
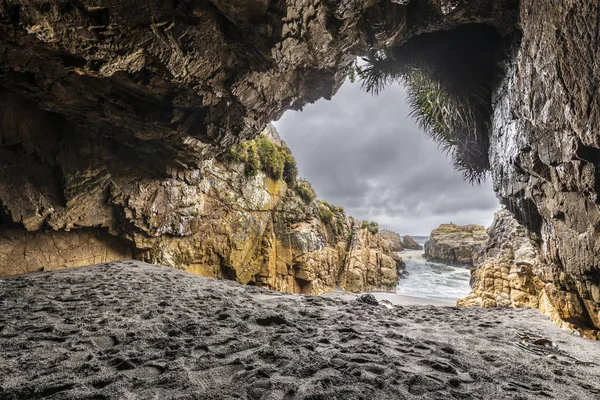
[1,261,599,399]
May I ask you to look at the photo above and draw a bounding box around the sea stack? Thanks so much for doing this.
[424,224,488,266]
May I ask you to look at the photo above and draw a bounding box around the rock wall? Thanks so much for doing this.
[459,210,600,339]
[340,228,406,292]
[0,229,131,276]
[0,124,401,295]
[489,1,600,333]
[424,224,488,266]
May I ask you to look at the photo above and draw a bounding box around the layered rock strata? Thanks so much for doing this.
[424,224,488,266]
[0,125,401,295]
[459,210,600,339]
[340,228,406,292]
[488,0,600,334]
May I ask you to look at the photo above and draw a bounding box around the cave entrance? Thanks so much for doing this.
[272,23,514,303]
[274,22,508,238]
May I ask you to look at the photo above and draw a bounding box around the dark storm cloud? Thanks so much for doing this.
[273,81,499,235]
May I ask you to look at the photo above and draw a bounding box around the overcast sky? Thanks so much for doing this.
[273,80,499,236]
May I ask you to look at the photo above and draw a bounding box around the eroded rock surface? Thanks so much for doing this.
[489,1,600,332]
[0,124,400,294]
[424,224,488,266]
[340,228,405,292]
[459,210,600,339]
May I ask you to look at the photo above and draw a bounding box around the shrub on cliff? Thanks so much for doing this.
[359,220,379,234]
[245,144,261,177]
[294,180,316,204]
[317,201,334,225]
[367,221,379,234]
[256,137,285,181]
[225,135,296,182]
[282,148,298,187]
[336,218,345,235]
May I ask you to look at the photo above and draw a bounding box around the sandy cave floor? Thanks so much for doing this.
[1,261,599,400]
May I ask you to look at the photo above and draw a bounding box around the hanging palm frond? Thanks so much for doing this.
[348,52,491,184]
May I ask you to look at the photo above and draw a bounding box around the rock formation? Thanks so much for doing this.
[424,224,488,266]
[1,0,600,332]
[0,123,400,295]
[340,228,406,292]
[458,210,542,308]
[378,229,403,252]
[459,210,600,340]
[402,235,422,250]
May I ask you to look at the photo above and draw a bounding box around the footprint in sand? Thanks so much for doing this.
[93,335,118,349]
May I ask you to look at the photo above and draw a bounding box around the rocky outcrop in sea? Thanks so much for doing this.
[424,224,488,266]
[402,235,423,250]
[378,230,403,252]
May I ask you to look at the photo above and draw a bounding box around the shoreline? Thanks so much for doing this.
[322,288,457,306]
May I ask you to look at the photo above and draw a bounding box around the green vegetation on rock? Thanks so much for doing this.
[294,180,317,204]
[317,201,334,225]
[226,134,297,186]
[348,31,493,184]
[367,221,379,234]
[359,220,379,234]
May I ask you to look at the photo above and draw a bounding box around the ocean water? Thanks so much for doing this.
[396,236,472,302]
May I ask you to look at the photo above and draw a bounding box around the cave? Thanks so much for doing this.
[2,0,600,397]
[0,0,597,331]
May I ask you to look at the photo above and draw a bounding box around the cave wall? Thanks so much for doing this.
[0,0,515,285]
[0,228,131,275]
[490,0,600,332]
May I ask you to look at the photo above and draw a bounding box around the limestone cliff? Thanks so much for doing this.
[340,228,406,292]
[424,224,488,266]
[1,0,600,333]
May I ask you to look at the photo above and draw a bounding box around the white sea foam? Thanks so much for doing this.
[395,243,472,302]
